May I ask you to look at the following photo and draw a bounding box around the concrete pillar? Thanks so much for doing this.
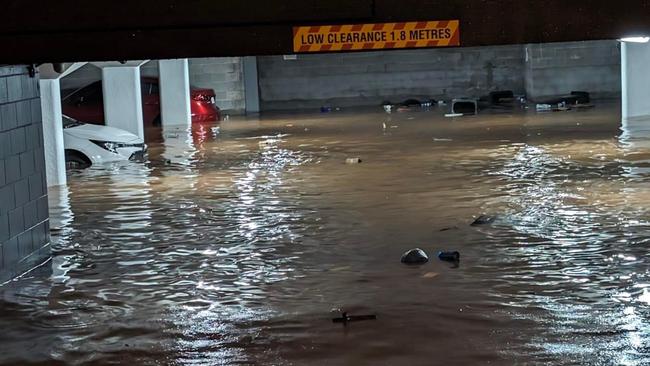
[101,66,145,139]
[158,59,191,127]
[243,56,260,114]
[37,62,86,188]
[38,79,66,187]
[621,41,650,120]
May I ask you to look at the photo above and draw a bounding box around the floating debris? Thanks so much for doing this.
[444,113,464,118]
[401,248,429,264]
[471,215,496,226]
[345,157,362,164]
[439,226,459,232]
[438,251,460,262]
[332,312,377,324]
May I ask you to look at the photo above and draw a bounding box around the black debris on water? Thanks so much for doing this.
[332,312,377,324]
[438,251,460,262]
[401,248,429,264]
[471,215,496,226]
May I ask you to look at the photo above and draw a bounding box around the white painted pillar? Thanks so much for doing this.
[37,62,87,188]
[39,79,66,187]
[158,59,192,127]
[102,66,145,139]
[621,41,650,120]
[243,56,260,114]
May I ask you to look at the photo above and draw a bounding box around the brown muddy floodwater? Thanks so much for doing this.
[2,104,650,365]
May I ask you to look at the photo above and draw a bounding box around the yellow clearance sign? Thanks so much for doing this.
[293,20,460,53]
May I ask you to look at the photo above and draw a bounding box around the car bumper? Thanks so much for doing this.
[191,101,221,122]
[116,144,147,161]
[191,112,220,123]
[87,144,146,164]
[128,149,147,162]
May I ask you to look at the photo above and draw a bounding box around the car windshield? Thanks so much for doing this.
[62,115,84,129]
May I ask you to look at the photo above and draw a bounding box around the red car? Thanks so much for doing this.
[62,77,221,126]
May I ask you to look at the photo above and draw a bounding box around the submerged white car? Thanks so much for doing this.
[63,115,147,169]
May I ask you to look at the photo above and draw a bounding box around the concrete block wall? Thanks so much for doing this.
[524,40,621,100]
[0,65,50,284]
[257,45,526,110]
[188,58,246,114]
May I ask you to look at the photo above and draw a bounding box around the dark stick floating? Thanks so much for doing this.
[332,312,377,324]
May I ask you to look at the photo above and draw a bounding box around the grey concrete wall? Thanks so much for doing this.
[188,58,245,114]
[258,41,621,110]
[258,45,526,110]
[525,40,621,100]
[0,66,50,284]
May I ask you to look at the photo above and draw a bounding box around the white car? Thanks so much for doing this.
[63,115,147,169]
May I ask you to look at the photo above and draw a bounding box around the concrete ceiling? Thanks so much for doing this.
[2,0,650,63]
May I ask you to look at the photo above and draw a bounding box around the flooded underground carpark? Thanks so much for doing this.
[3,40,650,366]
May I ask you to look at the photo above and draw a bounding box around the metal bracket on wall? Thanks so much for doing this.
[27,64,37,78]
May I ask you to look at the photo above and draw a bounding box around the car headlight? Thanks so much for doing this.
[90,140,145,154]
[91,140,119,153]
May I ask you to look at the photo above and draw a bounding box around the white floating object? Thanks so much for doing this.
[259,139,277,147]
[345,157,362,164]
[444,113,463,118]
[239,133,291,140]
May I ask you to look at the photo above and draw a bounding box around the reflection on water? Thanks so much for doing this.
[2,104,650,365]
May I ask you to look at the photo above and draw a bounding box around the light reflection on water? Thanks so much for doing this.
[1,106,650,365]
